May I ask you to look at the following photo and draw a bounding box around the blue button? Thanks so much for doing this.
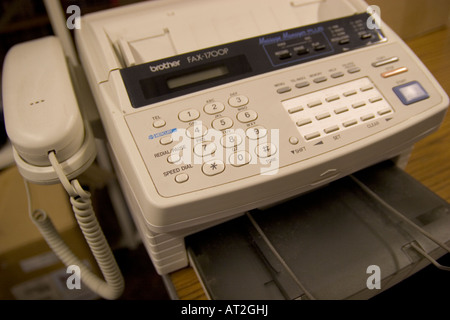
[393,81,429,105]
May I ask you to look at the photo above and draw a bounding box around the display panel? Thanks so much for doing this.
[167,65,230,89]
[137,56,251,102]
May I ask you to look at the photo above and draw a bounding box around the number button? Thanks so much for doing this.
[246,126,267,140]
[194,142,217,157]
[237,110,258,123]
[179,109,200,122]
[221,134,243,148]
[212,117,234,131]
[204,102,225,115]
[229,151,251,167]
[228,95,249,107]
[202,160,225,176]
[186,122,208,139]
[256,143,277,158]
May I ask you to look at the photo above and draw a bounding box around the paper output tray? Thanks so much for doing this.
[186,161,450,300]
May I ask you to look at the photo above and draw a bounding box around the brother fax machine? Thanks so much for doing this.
[9,0,449,299]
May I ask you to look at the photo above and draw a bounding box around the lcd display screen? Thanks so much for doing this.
[166,65,230,89]
[134,55,251,106]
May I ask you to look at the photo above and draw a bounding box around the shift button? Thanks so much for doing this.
[229,95,249,107]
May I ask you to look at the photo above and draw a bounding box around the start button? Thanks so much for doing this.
[393,81,429,105]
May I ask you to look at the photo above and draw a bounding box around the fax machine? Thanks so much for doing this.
[73,0,449,284]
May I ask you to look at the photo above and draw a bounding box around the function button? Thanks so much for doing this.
[202,160,225,176]
[304,132,321,141]
[246,126,267,140]
[229,151,251,167]
[360,84,374,92]
[237,110,258,123]
[295,81,310,89]
[167,153,181,164]
[296,118,312,127]
[194,141,217,157]
[361,113,375,122]
[175,173,189,184]
[277,87,292,94]
[221,134,243,148]
[316,112,331,121]
[178,109,200,122]
[204,102,225,115]
[313,43,326,51]
[352,101,366,109]
[347,67,361,74]
[160,136,173,145]
[289,137,299,145]
[325,95,340,102]
[313,76,327,84]
[153,119,166,128]
[369,96,383,103]
[371,57,399,67]
[229,95,249,107]
[334,107,349,114]
[331,72,344,79]
[381,67,408,78]
[338,38,350,45]
[324,125,340,134]
[360,33,372,40]
[256,143,277,158]
[186,123,208,139]
[393,81,429,105]
[307,100,322,108]
[377,108,392,116]
[288,106,304,114]
[342,119,358,127]
[212,117,234,131]
[295,46,309,55]
[343,90,357,97]
[276,50,292,60]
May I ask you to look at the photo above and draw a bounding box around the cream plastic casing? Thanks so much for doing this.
[75,0,449,274]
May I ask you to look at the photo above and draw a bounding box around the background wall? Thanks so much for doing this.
[368,0,450,39]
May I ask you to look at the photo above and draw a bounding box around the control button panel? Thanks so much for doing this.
[124,40,443,198]
[282,77,394,142]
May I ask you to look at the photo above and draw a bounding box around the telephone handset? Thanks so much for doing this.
[2,36,124,299]
[3,36,96,184]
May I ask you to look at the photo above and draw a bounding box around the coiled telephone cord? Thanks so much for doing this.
[25,151,124,300]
